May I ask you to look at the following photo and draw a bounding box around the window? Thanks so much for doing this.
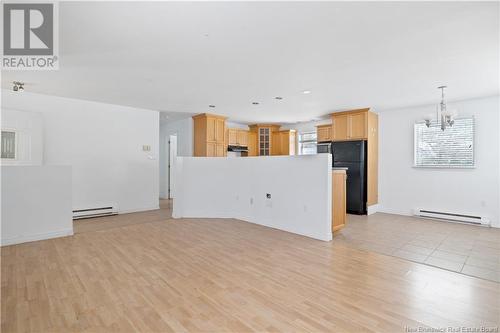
[1,130,16,159]
[298,131,317,155]
[414,117,474,168]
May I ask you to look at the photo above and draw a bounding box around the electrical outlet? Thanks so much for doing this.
[250,198,254,205]
[142,145,151,151]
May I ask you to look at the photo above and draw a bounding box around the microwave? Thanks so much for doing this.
[317,142,332,154]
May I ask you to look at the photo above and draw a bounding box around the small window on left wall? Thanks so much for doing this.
[1,131,17,159]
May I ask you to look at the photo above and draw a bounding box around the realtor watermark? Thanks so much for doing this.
[404,326,499,333]
[1,2,59,70]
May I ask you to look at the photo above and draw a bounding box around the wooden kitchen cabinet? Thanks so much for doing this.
[193,113,227,157]
[332,114,349,141]
[227,129,249,147]
[206,142,216,157]
[316,124,333,142]
[237,130,248,146]
[249,125,280,156]
[348,112,367,139]
[271,131,281,155]
[270,130,296,156]
[332,110,367,141]
[367,112,378,206]
[332,170,347,232]
[227,129,238,146]
[247,132,257,156]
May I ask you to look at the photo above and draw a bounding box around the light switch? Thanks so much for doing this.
[142,145,151,151]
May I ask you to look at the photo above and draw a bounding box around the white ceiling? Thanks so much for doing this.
[2,1,498,123]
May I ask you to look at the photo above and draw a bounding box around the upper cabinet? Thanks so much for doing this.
[193,113,227,157]
[249,125,280,156]
[332,115,348,141]
[332,109,368,141]
[227,128,249,147]
[227,129,238,146]
[237,130,248,146]
[316,124,333,142]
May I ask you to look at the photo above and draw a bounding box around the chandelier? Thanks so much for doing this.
[424,86,455,131]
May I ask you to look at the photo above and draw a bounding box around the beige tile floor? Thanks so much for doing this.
[334,213,500,282]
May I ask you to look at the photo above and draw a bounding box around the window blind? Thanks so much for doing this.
[414,117,474,168]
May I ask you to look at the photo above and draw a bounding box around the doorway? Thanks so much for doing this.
[167,134,178,199]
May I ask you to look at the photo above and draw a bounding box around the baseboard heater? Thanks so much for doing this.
[414,209,490,226]
[73,206,118,220]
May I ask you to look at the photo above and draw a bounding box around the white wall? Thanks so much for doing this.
[1,166,73,246]
[173,154,332,241]
[2,90,160,213]
[282,119,332,134]
[379,96,500,227]
[159,117,193,198]
[226,121,249,130]
[1,109,44,165]
[158,118,256,198]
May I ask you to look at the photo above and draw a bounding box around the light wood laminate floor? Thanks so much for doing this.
[2,212,500,332]
[73,199,172,234]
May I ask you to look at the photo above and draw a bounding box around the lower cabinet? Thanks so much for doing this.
[332,170,347,232]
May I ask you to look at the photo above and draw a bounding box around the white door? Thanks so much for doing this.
[168,134,178,199]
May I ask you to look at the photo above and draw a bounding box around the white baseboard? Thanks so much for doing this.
[1,228,74,247]
[377,207,413,216]
[118,205,160,214]
[367,204,380,215]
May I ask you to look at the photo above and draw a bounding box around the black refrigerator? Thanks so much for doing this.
[332,141,367,215]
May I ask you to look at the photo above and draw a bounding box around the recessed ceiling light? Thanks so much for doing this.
[275,96,283,100]
[252,102,259,105]
[302,90,311,94]
[209,105,216,108]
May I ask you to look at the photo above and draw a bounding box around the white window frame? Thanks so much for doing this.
[298,131,317,155]
[413,117,475,169]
